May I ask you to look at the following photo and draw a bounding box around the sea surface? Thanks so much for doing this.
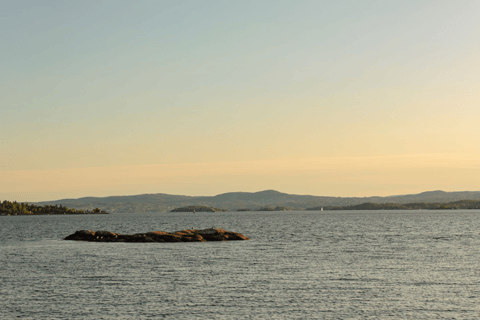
[1,210,480,319]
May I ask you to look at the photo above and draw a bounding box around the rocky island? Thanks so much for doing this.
[64,228,249,242]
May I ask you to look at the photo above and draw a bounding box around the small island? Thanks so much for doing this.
[64,228,249,242]
[0,200,108,215]
[256,206,295,211]
[170,205,226,212]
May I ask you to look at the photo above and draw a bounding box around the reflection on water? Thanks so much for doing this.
[1,211,480,319]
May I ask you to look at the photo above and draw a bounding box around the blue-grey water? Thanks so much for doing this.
[1,211,480,319]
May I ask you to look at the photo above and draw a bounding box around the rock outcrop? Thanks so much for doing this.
[64,228,249,242]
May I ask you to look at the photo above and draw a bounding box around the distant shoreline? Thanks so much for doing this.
[26,190,480,213]
[307,200,480,211]
[6,190,480,214]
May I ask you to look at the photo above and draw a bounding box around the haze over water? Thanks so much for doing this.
[2,211,480,319]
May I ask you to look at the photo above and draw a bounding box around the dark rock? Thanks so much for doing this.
[64,228,249,242]
[64,230,96,241]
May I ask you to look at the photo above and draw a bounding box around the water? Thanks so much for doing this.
[1,211,480,319]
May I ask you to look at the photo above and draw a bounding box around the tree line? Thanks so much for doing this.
[0,200,108,215]
[307,200,480,211]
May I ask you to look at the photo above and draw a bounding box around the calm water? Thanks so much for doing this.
[1,211,480,319]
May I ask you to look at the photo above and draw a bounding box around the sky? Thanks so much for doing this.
[1,0,480,202]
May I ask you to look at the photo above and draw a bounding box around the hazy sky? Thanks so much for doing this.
[2,0,480,202]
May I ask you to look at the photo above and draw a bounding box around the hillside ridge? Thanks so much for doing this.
[31,190,480,213]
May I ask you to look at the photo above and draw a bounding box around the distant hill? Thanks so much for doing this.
[33,190,480,213]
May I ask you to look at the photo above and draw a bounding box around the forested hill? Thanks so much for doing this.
[31,190,480,213]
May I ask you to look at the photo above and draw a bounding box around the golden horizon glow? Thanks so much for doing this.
[2,1,480,202]
[2,153,480,202]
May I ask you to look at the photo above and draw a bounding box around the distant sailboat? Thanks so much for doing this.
[321,207,323,212]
